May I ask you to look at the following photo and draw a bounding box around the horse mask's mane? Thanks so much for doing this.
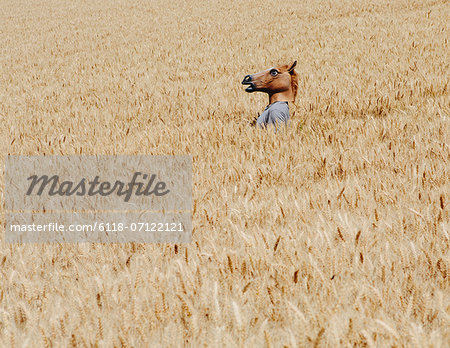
[278,62,299,104]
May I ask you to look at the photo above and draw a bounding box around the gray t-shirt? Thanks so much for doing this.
[256,101,290,129]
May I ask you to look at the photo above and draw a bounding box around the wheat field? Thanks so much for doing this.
[0,0,449,346]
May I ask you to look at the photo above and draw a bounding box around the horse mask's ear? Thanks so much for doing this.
[288,61,297,74]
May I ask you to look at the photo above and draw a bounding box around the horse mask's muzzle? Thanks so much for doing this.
[242,75,256,92]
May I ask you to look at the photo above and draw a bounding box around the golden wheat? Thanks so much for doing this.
[0,0,449,346]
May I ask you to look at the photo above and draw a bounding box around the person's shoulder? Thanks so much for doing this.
[269,102,289,114]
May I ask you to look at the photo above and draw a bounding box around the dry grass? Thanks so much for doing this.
[0,0,449,346]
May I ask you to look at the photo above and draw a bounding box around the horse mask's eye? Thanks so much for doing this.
[270,69,279,77]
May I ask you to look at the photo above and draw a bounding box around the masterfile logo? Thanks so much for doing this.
[4,155,192,243]
[26,172,170,202]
